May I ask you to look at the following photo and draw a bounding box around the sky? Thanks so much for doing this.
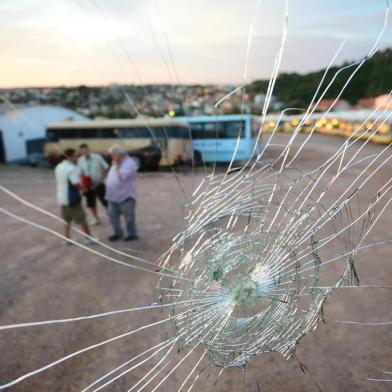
[0,0,391,87]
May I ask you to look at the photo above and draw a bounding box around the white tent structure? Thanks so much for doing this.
[0,105,89,163]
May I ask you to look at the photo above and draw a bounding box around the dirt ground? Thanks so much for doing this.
[0,134,391,392]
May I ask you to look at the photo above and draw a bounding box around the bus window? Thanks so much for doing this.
[47,129,59,142]
[120,128,150,138]
[190,121,244,139]
[138,128,153,138]
[151,128,167,138]
[190,122,224,139]
[204,122,224,138]
[78,129,96,139]
[190,123,204,139]
[59,129,79,139]
[222,121,245,138]
[119,127,189,139]
[100,128,118,138]
[172,127,191,138]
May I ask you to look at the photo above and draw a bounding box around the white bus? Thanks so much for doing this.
[45,118,193,169]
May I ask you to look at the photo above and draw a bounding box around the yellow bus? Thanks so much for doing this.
[368,121,392,144]
[45,118,194,169]
[346,120,392,144]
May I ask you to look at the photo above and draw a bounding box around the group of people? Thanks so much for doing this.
[54,144,138,244]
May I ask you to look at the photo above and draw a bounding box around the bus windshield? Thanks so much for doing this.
[190,121,245,139]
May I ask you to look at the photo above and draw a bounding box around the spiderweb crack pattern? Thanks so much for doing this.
[157,142,389,370]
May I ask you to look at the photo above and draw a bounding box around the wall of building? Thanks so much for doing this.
[0,105,89,162]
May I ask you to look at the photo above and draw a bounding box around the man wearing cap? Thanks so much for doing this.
[105,145,138,241]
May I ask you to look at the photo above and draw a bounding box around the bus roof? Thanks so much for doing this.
[46,118,189,129]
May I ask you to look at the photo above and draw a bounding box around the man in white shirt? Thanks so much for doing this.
[78,144,109,225]
[55,148,92,243]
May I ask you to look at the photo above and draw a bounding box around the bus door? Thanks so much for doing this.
[191,121,248,162]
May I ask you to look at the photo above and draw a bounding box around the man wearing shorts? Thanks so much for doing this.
[55,148,93,244]
[78,144,109,225]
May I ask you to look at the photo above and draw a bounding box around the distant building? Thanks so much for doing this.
[358,97,377,109]
[0,105,89,163]
[310,98,351,112]
[357,94,390,110]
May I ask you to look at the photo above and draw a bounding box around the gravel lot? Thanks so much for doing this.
[0,134,391,391]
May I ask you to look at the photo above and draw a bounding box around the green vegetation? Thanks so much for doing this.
[248,48,392,108]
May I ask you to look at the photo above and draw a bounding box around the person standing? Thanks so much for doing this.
[105,145,138,241]
[55,148,95,244]
[77,144,109,225]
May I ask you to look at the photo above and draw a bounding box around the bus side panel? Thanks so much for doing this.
[160,138,193,166]
[192,139,253,163]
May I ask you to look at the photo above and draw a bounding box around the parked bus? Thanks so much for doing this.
[259,110,392,144]
[45,118,193,169]
[177,114,260,163]
[311,110,392,144]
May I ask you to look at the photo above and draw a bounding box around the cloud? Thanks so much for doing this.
[0,0,390,86]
